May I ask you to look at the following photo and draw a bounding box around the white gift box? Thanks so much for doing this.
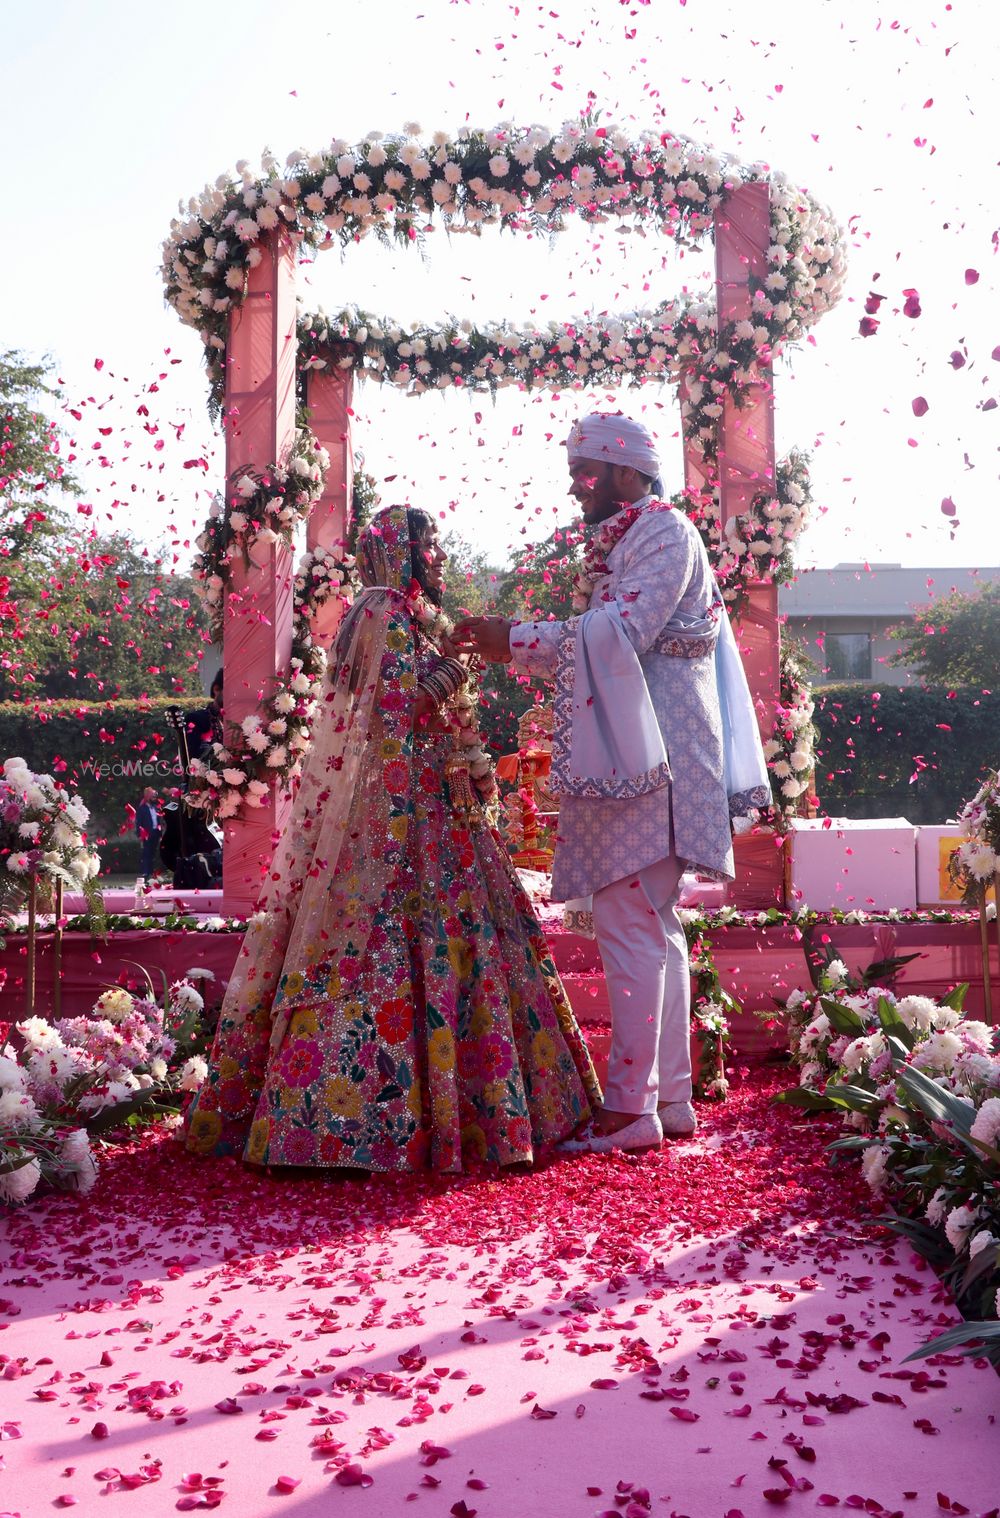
[787,816,917,912]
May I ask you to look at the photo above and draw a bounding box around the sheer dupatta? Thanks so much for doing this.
[215,509,421,1107]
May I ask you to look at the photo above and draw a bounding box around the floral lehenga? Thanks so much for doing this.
[185,507,599,1172]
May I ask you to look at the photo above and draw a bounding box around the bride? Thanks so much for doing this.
[185,505,599,1172]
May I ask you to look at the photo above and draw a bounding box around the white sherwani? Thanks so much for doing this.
[509,498,734,903]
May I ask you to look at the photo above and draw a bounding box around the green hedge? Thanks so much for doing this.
[814,683,1000,824]
[0,697,192,876]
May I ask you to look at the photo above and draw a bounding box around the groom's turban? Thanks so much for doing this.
[565,413,663,494]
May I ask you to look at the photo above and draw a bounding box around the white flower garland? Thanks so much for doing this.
[763,641,817,816]
[162,119,846,421]
[193,428,330,631]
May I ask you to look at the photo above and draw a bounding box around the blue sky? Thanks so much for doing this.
[3,0,998,574]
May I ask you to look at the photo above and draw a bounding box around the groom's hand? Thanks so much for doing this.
[451,616,514,663]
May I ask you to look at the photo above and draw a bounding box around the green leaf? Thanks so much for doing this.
[819,996,866,1036]
[876,996,914,1048]
[894,1064,976,1137]
[903,1320,1000,1362]
[774,1087,840,1112]
[940,982,969,1011]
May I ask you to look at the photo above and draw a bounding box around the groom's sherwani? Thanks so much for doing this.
[508,497,734,902]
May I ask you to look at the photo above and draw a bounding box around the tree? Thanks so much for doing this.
[888,583,1000,688]
[1,351,210,702]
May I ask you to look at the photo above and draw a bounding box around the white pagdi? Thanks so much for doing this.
[566,413,663,494]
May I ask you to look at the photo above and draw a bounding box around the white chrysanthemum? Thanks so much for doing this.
[970,1096,1000,1148]
[178,1056,208,1092]
[0,1155,42,1205]
[0,1055,28,1093]
[800,1013,830,1049]
[944,1203,979,1253]
[861,1144,890,1194]
[925,1186,948,1227]
[0,1089,42,1130]
[58,1129,98,1194]
[894,995,939,1033]
[969,1229,999,1259]
[169,980,204,1015]
[911,1030,963,1074]
[826,959,849,986]
[16,1017,62,1052]
[957,1020,995,1052]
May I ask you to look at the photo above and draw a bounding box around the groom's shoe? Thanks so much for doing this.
[559,1111,663,1155]
[657,1100,698,1138]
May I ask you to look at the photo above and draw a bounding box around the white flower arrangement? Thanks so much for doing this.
[953,770,1000,886]
[0,977,211,1206]
[0,759,101,920]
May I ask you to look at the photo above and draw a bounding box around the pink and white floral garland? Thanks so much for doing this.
[954,769,1000,885]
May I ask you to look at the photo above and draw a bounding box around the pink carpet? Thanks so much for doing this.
[1,1069,996,1518]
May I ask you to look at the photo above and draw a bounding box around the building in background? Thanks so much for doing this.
[779,564,1000,685]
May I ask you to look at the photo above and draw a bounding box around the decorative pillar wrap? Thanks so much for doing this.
[714,181,779,734]
[221,233,297,914]
[305,368,355,644]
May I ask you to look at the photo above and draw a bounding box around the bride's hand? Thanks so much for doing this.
[439,633,470,665]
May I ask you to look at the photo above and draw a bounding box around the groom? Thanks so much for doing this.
[454,413,741,1153]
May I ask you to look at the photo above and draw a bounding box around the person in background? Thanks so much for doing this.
[135,786,161,887]
[186,670,224,764]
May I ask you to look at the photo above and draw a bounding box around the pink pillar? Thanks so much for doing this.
[221,233,297,915]
[305,368,355,645]
[714,182,779,734]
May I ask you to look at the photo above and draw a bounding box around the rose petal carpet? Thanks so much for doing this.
[1,1068,997,1518]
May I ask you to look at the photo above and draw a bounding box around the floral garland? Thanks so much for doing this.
[686,925,738,1101]
[186,642,321,822]
[570,500,660,611]
[0,758,102,923]
[762,639,817,816]
[188,430,357,822]
[1,977,210,1206]
[162,119,846,419]
[410,593,498,813]
[193,428,330,635]
[682,449,812,616]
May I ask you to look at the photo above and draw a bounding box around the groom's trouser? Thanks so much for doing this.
[591,854,691,1116]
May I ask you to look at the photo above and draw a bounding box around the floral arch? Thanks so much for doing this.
[162,119,846,911]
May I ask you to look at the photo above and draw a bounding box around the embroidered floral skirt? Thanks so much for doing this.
[186,751,600,1173]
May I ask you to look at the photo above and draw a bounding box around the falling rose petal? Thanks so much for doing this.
[0,1426,22,1441]
[965,268,979,284]
[590,1378,619,1390]
[530,1404,558,1419]
[817,1498,841,1508]
[911,396,929,416]
[763,1491,793,1505]
[255,1429,279,1441]
[55,1499,79,1508]
[466,1479,489,1490]
[669,1408,700,1422]
[213,1399,243,1415]
[90,1422,110,1440]
[274,1476,300,1494]
[940,497,957,516]
[450,1504,477,1518]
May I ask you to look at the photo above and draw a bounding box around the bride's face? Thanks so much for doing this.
[414,520,447,593]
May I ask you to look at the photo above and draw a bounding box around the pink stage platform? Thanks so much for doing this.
[2,901,991,1050]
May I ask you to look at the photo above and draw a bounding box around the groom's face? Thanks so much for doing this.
[568,460,621,524]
